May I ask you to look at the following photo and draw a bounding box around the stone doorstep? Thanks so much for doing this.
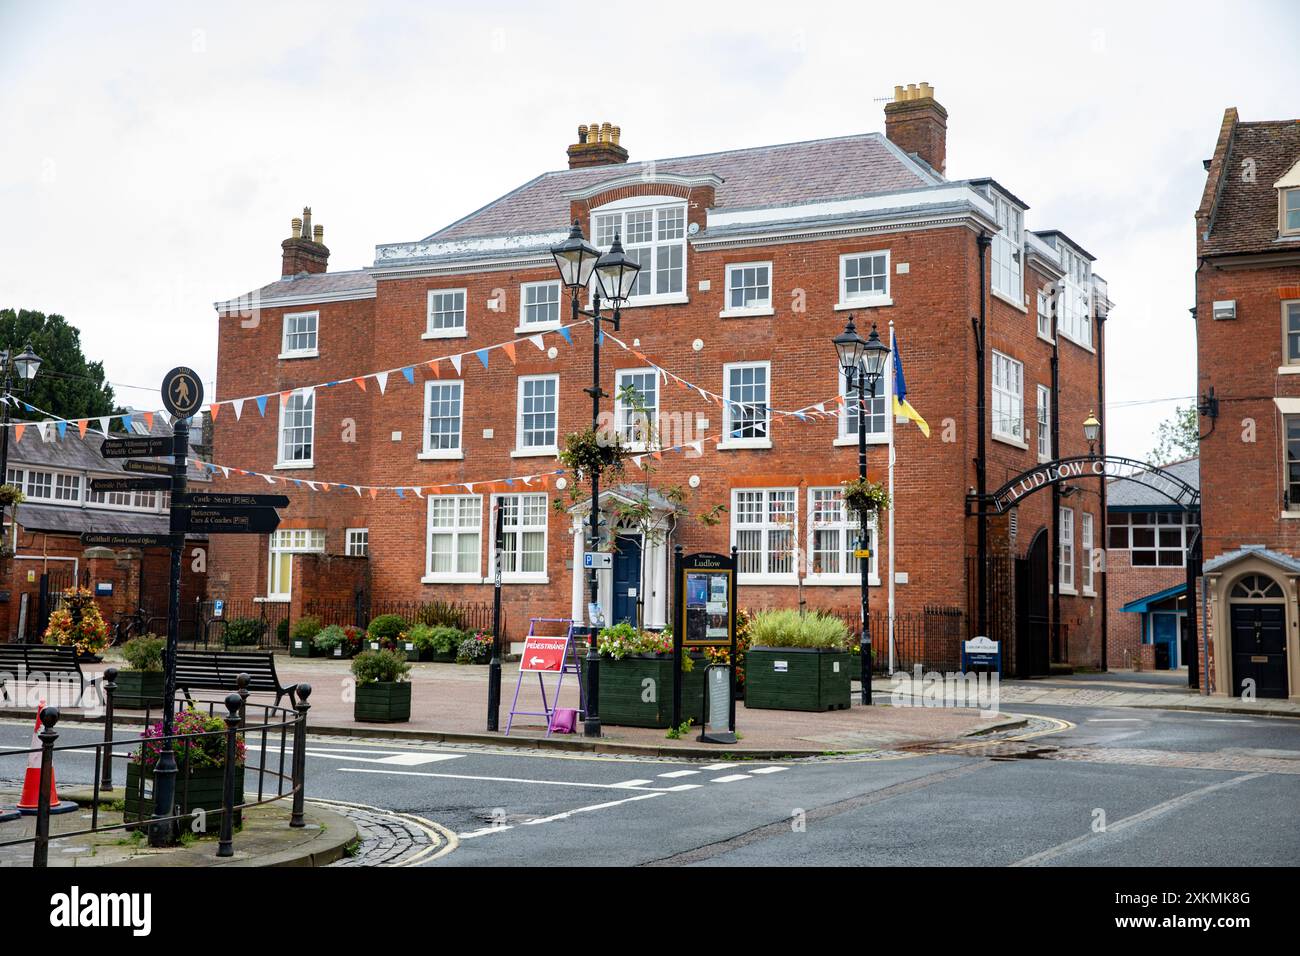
[9,791,357,868]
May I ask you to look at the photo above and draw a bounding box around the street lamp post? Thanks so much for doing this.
[833,318,889,706]
[1083,411,1101,454]
[0,343,43,540]
[551,220,641,738]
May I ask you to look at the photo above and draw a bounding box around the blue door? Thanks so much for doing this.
[1152,613,1179,669]
[612,535,642,626]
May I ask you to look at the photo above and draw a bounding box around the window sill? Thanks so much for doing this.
[421,574,481,585]
[1037,453,1052,464]
[422,329,468,340]
[834,297,893,311]
[992,433,1029,451]
[992,288,1028,313]
[719,307,775,319]
[1277,366,1300,376]
[802,575,882,587]
[738,575,799,586]
[833,436,887,447]
[1058,586,1078,597]
[516,322,561,335]
[418,450,465,461]
[275,461,315,470]
[717,439,772,451]
[489,575,549,585]
[511,448,558,458]
[1082,588,1096,598]
[618,293,690,309]
[278,350,319,361]
[1280,511,1300,520]
[1037,331,1056,346]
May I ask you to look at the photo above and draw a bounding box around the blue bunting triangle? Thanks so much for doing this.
[256,396,268,417]
[475,349,490,369]
[558,327,572,345]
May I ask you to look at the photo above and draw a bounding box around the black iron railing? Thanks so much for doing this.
[0,672,311,867]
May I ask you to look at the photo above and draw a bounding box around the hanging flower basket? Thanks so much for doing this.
[559,428,625,483]
[841,477,890,522]
[0,483,25,508]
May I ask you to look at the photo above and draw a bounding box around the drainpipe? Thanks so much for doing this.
[1097,303,1109,671]
[1051,296,1062,665]
[974,233,992,638]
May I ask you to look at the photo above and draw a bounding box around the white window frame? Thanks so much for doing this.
[1037,288,1054,342]
[419,380,464,460]
[345,528,369,557]
[1283,301,1300,367]
[514,374,559,457]
[719,361,772,450]
[614,368,659,451]
[267,528,325,600]
[991,194,1024,307]
[991,351,1025,447]
[24,470,53,500]
[1282,187,1300,237]
[731,487,798,584]
[836,250,892,309]
[1057,247,1093,349]
[591,198,688,307]
[804,487,879,585]
[518,280,562,332]
[1036,384,1052,462]
[423,494,482,583]
[280,310,319,359]
[720,261,774,318]
[836,359,890,446]
[424,288,468,339]
[1059,507,1075,595]
[489,493,548,583]
[276,389,315,468]
[55,472,81,503]
[1081,512,1095,596]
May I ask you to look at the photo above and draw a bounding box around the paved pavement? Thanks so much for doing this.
[3,700,1296,866]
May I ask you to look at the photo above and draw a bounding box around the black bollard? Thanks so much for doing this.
[290,683,312,828]
[217,693,242,858]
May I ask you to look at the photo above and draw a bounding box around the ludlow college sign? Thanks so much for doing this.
[989,455,1200,514]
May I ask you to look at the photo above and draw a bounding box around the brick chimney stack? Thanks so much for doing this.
[566,122,629,169]
[281,206,330,277]
[884,83,948,176]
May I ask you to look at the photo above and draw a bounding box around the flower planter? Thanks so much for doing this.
[289,637,318,658]
[124,761,244,827]
[421,649,457,663]
[325,644,357,660]
[112,670,164,709]
[745,647,851,712]
[396,640,420,663]
[354,681,411,723]
[580,654,706,728]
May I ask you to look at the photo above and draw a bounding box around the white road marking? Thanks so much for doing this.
[710,774,752,783]
[522,792,664,825]
[663,784,701,791]
[749,766,788,774]
[459,825,514,839]
[701,762,739,770]
[658,769,700,778]
[245,743,465,766]
[1011,773,1265,867]
[1202,719,1256,724]
[609,779,654,788]
[339,767,669,792]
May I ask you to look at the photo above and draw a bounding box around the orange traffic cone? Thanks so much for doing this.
[15,702,78,816]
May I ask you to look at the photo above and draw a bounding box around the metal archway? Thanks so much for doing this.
[984,455,1200,515]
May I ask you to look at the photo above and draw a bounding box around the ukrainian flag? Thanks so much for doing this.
[891,331,930,438]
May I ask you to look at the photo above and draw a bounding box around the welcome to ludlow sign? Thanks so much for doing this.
[989,456,1199,514]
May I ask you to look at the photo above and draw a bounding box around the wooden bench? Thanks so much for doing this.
[0,643,98,705]
[174,651,299,708]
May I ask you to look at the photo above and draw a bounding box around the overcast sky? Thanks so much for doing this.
[2,0,1296,462]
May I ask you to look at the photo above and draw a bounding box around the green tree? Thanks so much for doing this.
[1147,404,1199,465]
[0,309,119,421]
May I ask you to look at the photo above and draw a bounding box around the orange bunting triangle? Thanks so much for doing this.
[14,424,25,443]
[209,403,220,421]
[369,488,378,499]
[355,378,367,392]
[502,342,517,365]
[429,361,441,378]
[77,420,88,438]
[143,412,154,430]
[279,391,291,407]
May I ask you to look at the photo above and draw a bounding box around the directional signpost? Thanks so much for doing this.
[89,477,171,494]
[179,507,281,534]
[123,460,171,476]
[99,436,171,459]
[80,532,177,548]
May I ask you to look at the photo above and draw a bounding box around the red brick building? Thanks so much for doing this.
[1105,457,1199,672]
[211,85,1109,672]
[1195,107,1300,700]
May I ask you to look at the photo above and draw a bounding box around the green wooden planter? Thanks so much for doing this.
[396,640,420,662]
[581,655,706,728]
[289,637,318,658]
[421,649,457,663]
[745,647,851,712]
[112,670,164,709]
[324,643,357,660]
[354,681,411,723]
[124,761,244,826]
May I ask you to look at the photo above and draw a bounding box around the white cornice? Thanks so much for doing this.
[563,172,724,201]
[691,208,997,251]
[213,286,375,314]
[369,253,554,281]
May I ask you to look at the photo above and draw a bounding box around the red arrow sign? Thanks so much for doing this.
[519,635,567,673]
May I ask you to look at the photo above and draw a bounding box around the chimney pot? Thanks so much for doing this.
[567,121,629,169]
[291,217,302,239]
[282,205,330,277]
[578,124,588,143]
[313,224,324,244]
[612,125,621,145]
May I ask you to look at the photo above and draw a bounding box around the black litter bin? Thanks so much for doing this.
[1154,642,1171,670]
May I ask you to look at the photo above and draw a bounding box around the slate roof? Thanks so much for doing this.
[428,132,941,243]
[15,502,171,536]
[221,269,376,308]
[1107,457,1199,509]
[1199,114,1300,257]
[1204,545,1300,576]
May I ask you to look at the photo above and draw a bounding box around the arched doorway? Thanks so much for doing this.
[1013,528,1050,677]
[1227,572,1288,699]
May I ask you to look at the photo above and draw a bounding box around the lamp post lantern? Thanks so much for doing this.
[551,219,641,738]
[834,318,888,705]
[1083,411,1101,452]
[0,341,42,537]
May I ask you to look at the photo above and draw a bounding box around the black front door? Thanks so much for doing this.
[1013,528,1051,678]
[612,535,642,627]
[1229,604,1288,699]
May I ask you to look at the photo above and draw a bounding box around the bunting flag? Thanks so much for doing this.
[255,396,268,417]
[143,412,154,430]
[14,424,24,443]
[354,377,367,392]
[502,342,517,365]
[232,399,244,421]
[402,367,415,385]
[475,349,490,370]
[375,371,389,395]
[77,420,88,438]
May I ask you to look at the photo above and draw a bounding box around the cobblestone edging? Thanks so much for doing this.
[311,799,453,866]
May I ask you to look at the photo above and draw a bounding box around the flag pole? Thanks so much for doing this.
[887,320,897,675]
